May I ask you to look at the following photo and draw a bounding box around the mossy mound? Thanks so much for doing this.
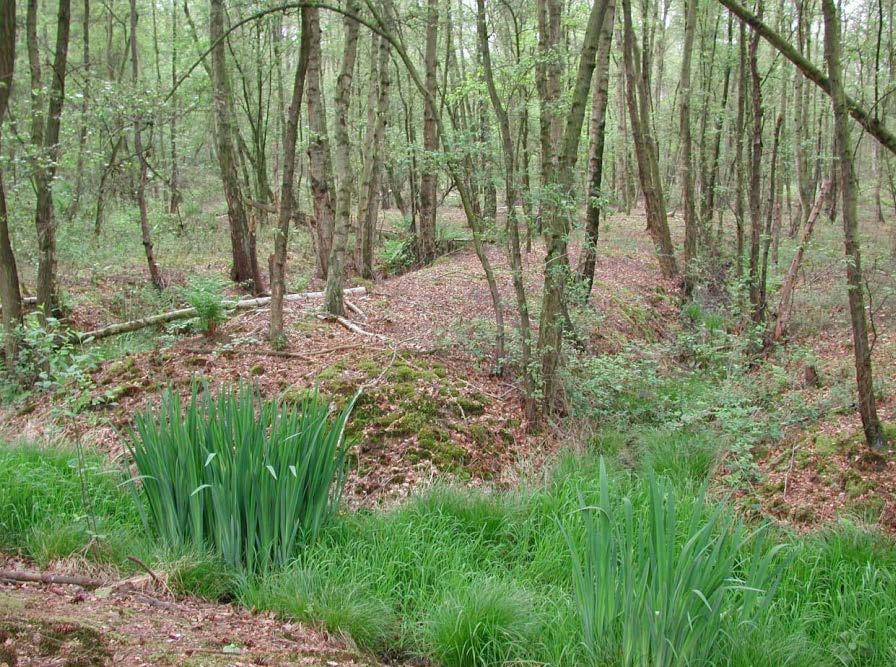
[283,354,509,477]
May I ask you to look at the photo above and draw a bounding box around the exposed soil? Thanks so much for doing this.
[0,568,375,666]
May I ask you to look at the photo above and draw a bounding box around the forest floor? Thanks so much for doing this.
[2,202,896,664]
[0,558,374,666]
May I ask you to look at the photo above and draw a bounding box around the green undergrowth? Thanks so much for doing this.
[2,440,895,665]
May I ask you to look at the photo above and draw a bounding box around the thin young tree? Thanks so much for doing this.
[270,8,311,344]
[822,0,886,452]
[323,0,361,317]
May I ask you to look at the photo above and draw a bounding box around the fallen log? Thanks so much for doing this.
[75,286,367,342]
[0,569,103,589]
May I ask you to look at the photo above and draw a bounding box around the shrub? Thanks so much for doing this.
[569,459,785,666]
[127,382,357,571]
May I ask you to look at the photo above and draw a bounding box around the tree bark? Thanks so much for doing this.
[576,0,616,297]
[356,32,391,279]
[269,8,311,344]
[323,0,361,317]
[621,0,678,279]
[209,0,263,293]
[822,0,886,451]
[0,0,21,365]
[476,0,534,415]
[417,0,439,263]
[30,0,73,318]
[772,178,831,342]
[305,7,336,278]
[130,0,164,290]
[679,0,699,295]
[747,12,763,321]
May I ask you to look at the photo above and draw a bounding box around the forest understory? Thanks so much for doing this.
[4,0,896,662]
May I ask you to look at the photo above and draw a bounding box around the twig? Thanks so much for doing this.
[126,555,163,588]
[344,298,367,320]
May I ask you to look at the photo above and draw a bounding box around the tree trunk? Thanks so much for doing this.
[269,8,311,344]
[538,0,612,413]
[30,0,73,318]
[305,7,336,279]
[66,0,90,225]
[476,0,534,416]
[773,178,831,342]
[679,0,699,295]
[356,33,391,279]
[209,0,262,293]
[130,0,164,290]
[323,0,361,317]
[621,0,677,279]
[747,13,763,321]
[417,0,439,263]
[576,0,616,297]
[0,0,22,365]
[822,0,886,451]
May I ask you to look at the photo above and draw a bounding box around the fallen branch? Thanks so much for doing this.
[344,298,367,320]
[75,287,367,342]
[184,347,313,361]
[0,570,103,589]
[318,313,389,341]
[0,296,37,314]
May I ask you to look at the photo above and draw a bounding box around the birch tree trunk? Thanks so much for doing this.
[679,0,699,295]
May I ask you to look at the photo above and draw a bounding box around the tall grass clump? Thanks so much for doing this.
[570,459,785,666]
[128,382,356,571]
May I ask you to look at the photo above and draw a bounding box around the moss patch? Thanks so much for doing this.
[283,353,511,477]
[0,619,111,667]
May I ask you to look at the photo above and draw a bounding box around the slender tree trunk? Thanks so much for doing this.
[576,0,616,296]
[679,0,699,295]
[773,178,831,342]
[747,13,763,321]
[0,0,22,365]
[356,33,391,279]
[822,0,886,451]
[417,0,439,263]
[538,0,611,413]
[269,8,310,344]
[323,0,361,317]
[30,0,72,318]
[305,7,336,278]
[622,0,677,278]
[733,21,747,278]
[476,0,534,415]
[67,0,90,225]
[209,0,262,293]
[169,0,181,216]
[130,0,164,289]
[702,13,733,235]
